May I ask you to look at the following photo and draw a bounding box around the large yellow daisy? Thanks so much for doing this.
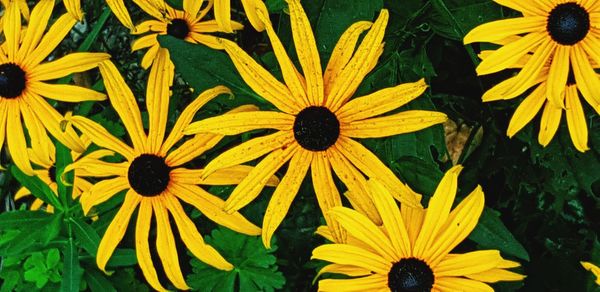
[184,0,447,247]
[582,261,600,285]
[214,0,266,32]
[68,49,269,291]
[464,1,600,130]
[312,166,525,291]
[0,0,109,175]
[131,0,243,69]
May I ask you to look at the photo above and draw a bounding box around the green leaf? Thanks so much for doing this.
[70,217,101,257]
[392,156,444,196]
[187,227,285,292]
[84,268,116,292]
[0,211,54,231]
[56,141,74,208]
[106,249,137,267]
[0,213,63,256]
[469,207,530,261]
[10,165,62,211]
[60,239,82,292]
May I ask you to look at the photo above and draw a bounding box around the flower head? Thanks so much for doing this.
[69,49,267,291]
[582,261,600,285]
[0,0,109,175]
[132,0,243,69]
[184,0,447,248]
[312,166,525,291]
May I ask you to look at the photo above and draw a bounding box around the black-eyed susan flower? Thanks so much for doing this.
[582,261,600,285]
[63,0,134,28]
[184,0,447,248]
[0,0,28,33]
[0,0,109,175]
[312,166,525,291]
[214,0,266,32]
[69,49,270,291]
[131,0,243,69]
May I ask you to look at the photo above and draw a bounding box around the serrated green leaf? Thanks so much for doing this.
[469,207,530,261]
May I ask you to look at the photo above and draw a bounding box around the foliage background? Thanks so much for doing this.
[0,0,599,291]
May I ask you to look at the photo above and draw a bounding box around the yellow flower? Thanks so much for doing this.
[582,261,600,285]
[14,135,101,212]
[184,0,447,248]
[312,166,525,291]
[132,0,243,69]
[0,0,28,33]
[63,0,135,28]
[214,0,266,32]
[69,49,268,291]
[0,0,109,175]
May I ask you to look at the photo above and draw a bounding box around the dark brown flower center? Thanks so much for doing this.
[0,63,26,98]
[547,2,590,45]
[293,106,340,151]
[388,258,434,292]
[167,19,190,39]
[128,154,171,196]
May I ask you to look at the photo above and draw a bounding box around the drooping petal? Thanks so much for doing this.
[506,83,546,138]
[335,79,428,122]
[71,116,135,159]
[24,14,77,68]
[80,177,129,214]
[135,199,167,291]
[311,244,392,274]
[29,52,111,81]
[147,49,174,153]
[97,191,141,272]
[435,250,502,277]
[241,0,266,31]
[28,82,106,102]
[464,268,526,283]
[538,102,562,147]
[20,100,53,167]
[185,111,294,135]
[463,16,545,44]
[188,33,223,49]
[572,45,600,113]
[341,110,447,138]
[262,149,312,248]
[141,44,161,69]
[16,0,53,62]
[7,102,33,175]
[163,194,234,271]
[170,182,261,235]
[318,275,388,292]
[565,85,589,152]
[311,151,346,243]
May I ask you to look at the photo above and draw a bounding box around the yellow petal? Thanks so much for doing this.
[311,151,346,243]
[97,191,141,272]
[135,199,167,291]
[475,32,545,76]
[183,0,203,17]
[318,275,388,292]
[64,0,84,21]
[171,165,279,186]
[192,20,243,33]
[262,149,311,248]
[413,165,462,259]
[133,21,166,35]
[241,0,266,31]
[163,194,233,271]
[287,0,324,105]
[16,0,53,62]
[434,277,493,292]
[141,43,160,69]
[507,83,546,138]
[565,85,589,152]
[29,52,111,81]
[68,160,128,178]
[367,179,412,259]
[99,60,147,152]
[170,182,261,235]
[223,143,299,213]
[28,82,106,102]
[188,33,223,50]
[341,110,447,138]
[3,1,20,61]
[20,101,53,168]
[327,9,388,111]
[152,197,189,290]
[311,244,391,274]
[465,268,526,283]
[80,177,129,214]
[336,79,428,122]
[546,45,570,107]
[133,0,165,21]
[131,34,158,51]
[186,111,294,135]
[436,250,502,277]
[493,0,547,15]
[214,0,233,32]
[581,261,600,285]
[220,38,303,114]
[71,116,135,159]
[324,21,372,98]
[316,264,371,278]
[7,102,33,175]
[572,45,600,113]
[538,102,562,147]
[463,16,545,44]
[0,102,7,157]
[147,49,173,153]
[106,0,135,30]
[165,134,223,167]
[401,203,426,247]
[24,14,76,68]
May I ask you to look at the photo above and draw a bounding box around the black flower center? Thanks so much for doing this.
[388,258,434,292]
[128,154,171,197]
[547,2,590,45]
[48,166,56,183]
[0,63,26,99]
[167,19,190,39]
[293,106,340,151]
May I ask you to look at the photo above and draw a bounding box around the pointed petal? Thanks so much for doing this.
[28,82,106,102]
[106,0,135,30]
[152,197,189,290]
[318,275,388,292]
[538,102,562,147]
[214,0,233,32]
[336,79,428,121]
[463,16,545,44]
[71,116,135,159]
[135,199,167,291]
[141,43,161,69]
[183,0,203,17]
[223,143,299,213]
[29,53,111,81]
[341,110,447,138]
[24,14,76,68]
[565,85,589,152]
[241,0,266,31]
[436,250,502,277]
[262,149,311,248]
[165,134,222,167]
[80,177,129,214]
[16,0,53,62]
[465,268,525,283]
[163,194,233,270]
[475,32,546,75]
[132,34,158,51]
[7,102,33,175]
[507,83,546,138]
[311,151,346,243]
[311,244,392,274]
[97,191,141,272]
[99,61,147,152]
[3,1,20,61]
[147,49,174,153]
[185,111,294,135]
[64,0,84,21]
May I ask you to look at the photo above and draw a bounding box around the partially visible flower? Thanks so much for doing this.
[582,261,600,285]
[185,0,447,248]
[0,0,109,175]
[132,0,243,69]
[214,0,266,32]
[312,166,525,291]
[69,49,271,291]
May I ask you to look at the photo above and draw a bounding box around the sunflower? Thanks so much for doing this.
[312,166,525,291]
[0,0,28,33]
[582,261,600,285]
[68,49,271,291]
[0,0,109,175]
[464,1,600,146]
[63,0,134,28]
[214,0,266,32]
[184,0,447,248]
[477,48,593,152]
[131,0,243,69]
